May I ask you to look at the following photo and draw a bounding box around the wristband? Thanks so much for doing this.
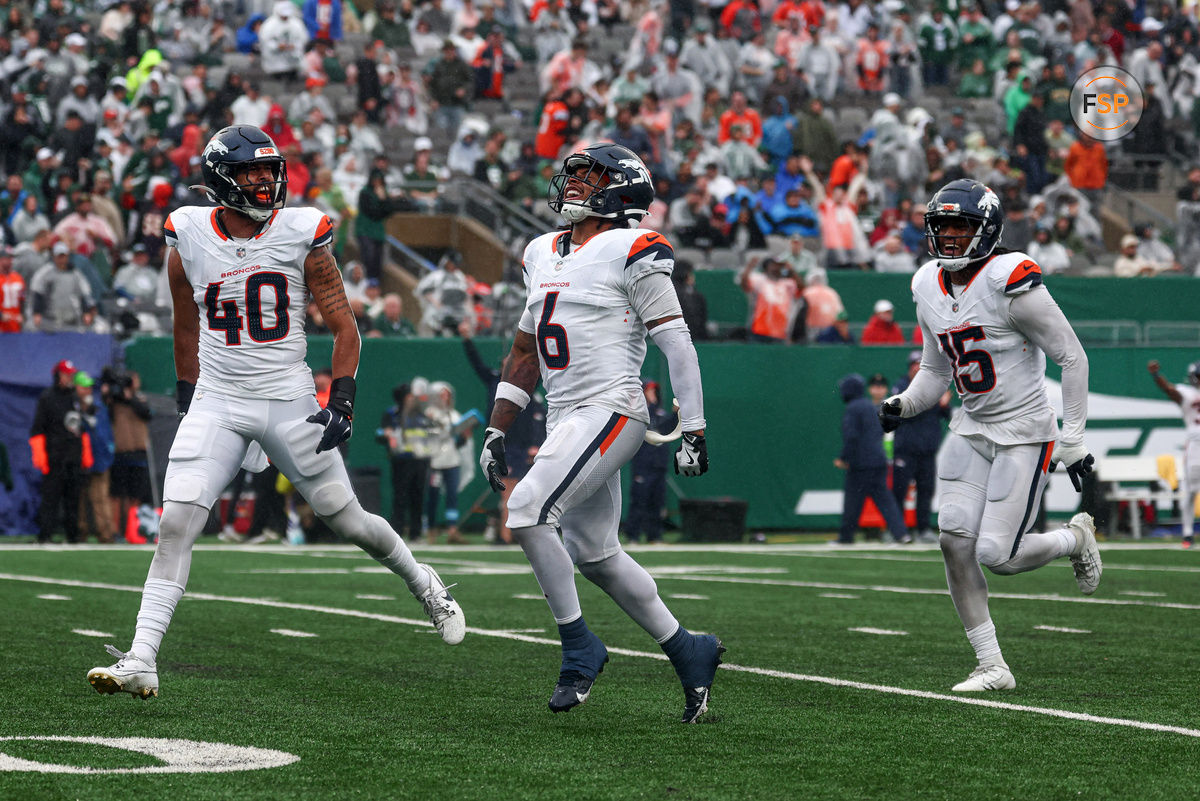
[495,381,530,410]
[329,375,356,418]
[176,380,195,416]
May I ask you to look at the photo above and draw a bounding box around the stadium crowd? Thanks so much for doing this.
[1,0,1199,345]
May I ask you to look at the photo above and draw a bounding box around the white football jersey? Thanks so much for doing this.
[912,251,1060,444]
[519,227,675,425]
[1176,384,1200,441]
[165,205,334,400]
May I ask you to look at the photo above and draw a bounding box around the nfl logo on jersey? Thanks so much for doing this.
[236,247,247,259]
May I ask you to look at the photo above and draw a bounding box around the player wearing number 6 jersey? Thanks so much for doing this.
[86,126,464,700]
[878,179,1101,693]
[479,143,723,723]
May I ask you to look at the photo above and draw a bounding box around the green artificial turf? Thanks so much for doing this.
[1,542,1198,800]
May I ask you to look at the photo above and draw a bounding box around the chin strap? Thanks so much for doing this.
[188,184,221,204]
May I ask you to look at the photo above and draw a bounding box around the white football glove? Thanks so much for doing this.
[479,427,507,492]
[1050,441,1094,492]
[674,432,708,476]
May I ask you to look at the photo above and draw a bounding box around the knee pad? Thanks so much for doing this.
[974,535,1014,571]
[506,481,543,529]
[321,499,375,547]
[938,502,972,536]
[163,472,205,506]
[309,479,353,517]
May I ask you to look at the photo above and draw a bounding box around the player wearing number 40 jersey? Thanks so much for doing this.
[86,126,464,701]
[479,143,723,723]
[878,179,1102,693]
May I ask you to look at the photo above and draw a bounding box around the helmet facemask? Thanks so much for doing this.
[548,153,649,225]
[212,159,288,222]
[925,212,993,272]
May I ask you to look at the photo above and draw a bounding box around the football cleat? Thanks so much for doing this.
[951,663,1015,692]
[417,564,465,645]
[677,634,725,723]
[549,631,608,713]
[87,644,159,699]
[1183,536,1193,550]
[1067,512,1102,595]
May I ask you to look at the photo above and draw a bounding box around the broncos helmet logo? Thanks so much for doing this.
[617,158,650,184]
[977,188,1000,214]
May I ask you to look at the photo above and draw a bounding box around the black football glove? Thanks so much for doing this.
[306,376,355,453]
[675,432,708,476]
[176,380,195,419]
[1049,442,1094,492]
[479,427,508,492]
[878,395,904,433]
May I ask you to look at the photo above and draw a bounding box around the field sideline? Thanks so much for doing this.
[2,541,1199,800]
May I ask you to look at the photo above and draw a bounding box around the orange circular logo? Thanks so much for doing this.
[1070,67,1144,141]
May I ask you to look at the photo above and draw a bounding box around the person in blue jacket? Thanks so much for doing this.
[835,373,909,544]
[890,351,950,543]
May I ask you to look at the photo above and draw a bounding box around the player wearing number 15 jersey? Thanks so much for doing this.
[878,179,1101,693]
[478,143,724,723]
[87,126,464,700]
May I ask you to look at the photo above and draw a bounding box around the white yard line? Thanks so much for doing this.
[3,570,1199,740]
[655,574,1200,611]
[270,629,317,638]
[1034,625,1092,634]
[848,627,907,636]
[819,593,861,599]
[37,594,71,600]
[71,629,114,638]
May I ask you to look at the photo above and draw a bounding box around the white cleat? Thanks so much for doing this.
[952,663,1016,692]
[417,564,465,645]
[1068,512,1102,595]
[87,644,159,699]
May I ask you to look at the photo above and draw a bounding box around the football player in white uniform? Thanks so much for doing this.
[1148,359,1200,548]
[878,179,1102,692]
[87,126,464,699]
[479,143,723,723]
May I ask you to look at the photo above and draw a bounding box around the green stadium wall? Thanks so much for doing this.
[125,338,1196,531]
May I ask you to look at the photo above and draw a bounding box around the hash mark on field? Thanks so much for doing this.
[820,593,860,599]
[270,629,317,638]
[72,629,114,638]
[849,627,908,636]
[512,593,545,601]
[8,571,1200,741]
[356,594,396,601]
[667,593,709,600]
[237,569,351,574]
[1120,590,1166,597]
[1035,625,1092,634]
[37,594,71,600]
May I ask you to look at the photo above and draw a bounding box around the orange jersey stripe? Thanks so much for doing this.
[1006,259,1041,288]
[598,415,629,455]
[1041,441,1055,473]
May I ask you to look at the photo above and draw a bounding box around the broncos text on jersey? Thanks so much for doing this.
[519,227,674,426]
[165,205,334,401]
[912,250,1060,445]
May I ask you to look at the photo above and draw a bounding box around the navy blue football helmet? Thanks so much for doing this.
[200,125,288,222]
[548,143,654,224]
[924,179,1004,271]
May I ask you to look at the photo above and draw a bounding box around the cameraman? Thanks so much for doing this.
[416,250,474,337]
[738,253,805,343]
[102,367,153,543]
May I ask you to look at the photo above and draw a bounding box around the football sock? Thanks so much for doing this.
[661,626,720,686]
[515,523,582,624]
[578,551,678,642]
[130,578,185,665]
[965,619,1005,667]
[324,501,423,591]
[557,617,606,678]
[1002,528,1076,572]
[940,532,991,629]
[147,501,209,585]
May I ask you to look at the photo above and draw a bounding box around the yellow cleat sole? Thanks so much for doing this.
[88,671,158,699]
